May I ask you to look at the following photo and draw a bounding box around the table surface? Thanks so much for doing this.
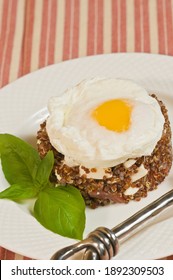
[0,0,173,260]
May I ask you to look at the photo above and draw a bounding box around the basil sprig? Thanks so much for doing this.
[0,134,85,240]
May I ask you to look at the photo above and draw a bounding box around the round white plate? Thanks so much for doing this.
[0,53,173,260]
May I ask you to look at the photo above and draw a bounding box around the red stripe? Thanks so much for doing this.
[63,0,72,60]
[157,0,166,54]
[0,247,6,260]
[134,0,142,52]
[5,249,15,260]
[0,0,9,83]
[96,0,103,54]
[1,0,18,87]
[18,0,26,80]
[120,0,126,52]
[18,46,24,78]
[23,256,33,260]
[23,0,35,74]
[48,0,57,64]
[72,0,80,58]
[87,0,96,55]
[112,0,118,52]
[39,0,49,68]
[142,0,150,52]
[165,0,173,55]
[18,0,35,77]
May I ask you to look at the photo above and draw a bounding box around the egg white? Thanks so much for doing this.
[46,77,164,168]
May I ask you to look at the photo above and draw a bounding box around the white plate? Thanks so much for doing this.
[0,53,173,260]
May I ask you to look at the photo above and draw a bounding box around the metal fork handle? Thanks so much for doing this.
[51,189,173,260]
[51,227,119,260]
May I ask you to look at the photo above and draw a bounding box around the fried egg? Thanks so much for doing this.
[46,77,164,170]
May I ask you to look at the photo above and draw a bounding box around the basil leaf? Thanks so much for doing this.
[35,151,54,189]
[1,151,34,184]
[0,134,41,184]
[0,183,38,200]
[0,134,86,240]
[34,186,86,240]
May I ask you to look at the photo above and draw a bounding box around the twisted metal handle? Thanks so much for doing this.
[51,227,119,260]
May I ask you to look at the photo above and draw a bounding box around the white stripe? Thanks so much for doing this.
[9,0,25,83]
[126,0,135,52]
[103,0,112,53]
[54,0,65,62]
[0,0,4,26]
[45,0,52,65]
[149,0,158,54]
[15,253,24,260]
[78,0,88,57]
[94,0,97,53]
[163,0,168,54]
[69,0,74,59]
[117,0,121,51]
[140,0,144,52]
[30,0,43,71]
[0,0,12,87]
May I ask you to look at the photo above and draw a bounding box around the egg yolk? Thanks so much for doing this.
[92,99,132,132]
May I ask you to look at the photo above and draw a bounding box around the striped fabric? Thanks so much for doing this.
[0,0,173,259]
[1,0,173,88]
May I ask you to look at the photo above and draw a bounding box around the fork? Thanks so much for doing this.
[51,189,173,260]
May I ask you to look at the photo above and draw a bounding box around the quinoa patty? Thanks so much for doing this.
[37,94,172,208]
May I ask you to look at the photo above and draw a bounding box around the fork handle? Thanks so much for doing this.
[83,189,173,260]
